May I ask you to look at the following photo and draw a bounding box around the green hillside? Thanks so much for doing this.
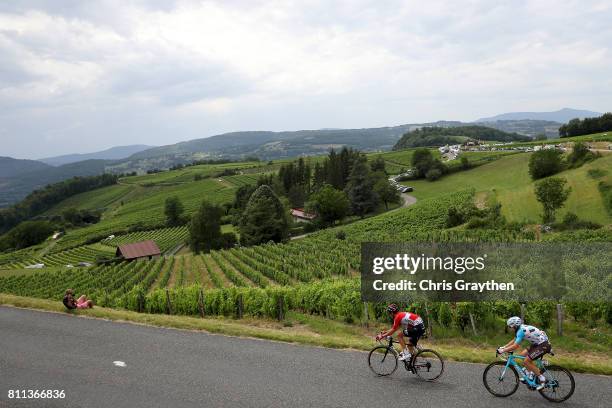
[5,138,610,265]
[402,153,612,224]
[393,125,530,150]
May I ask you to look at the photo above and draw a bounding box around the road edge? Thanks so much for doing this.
[1,293,610,376]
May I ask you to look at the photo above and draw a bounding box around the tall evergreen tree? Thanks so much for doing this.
[239,185,289,246]
[312,162,325,191]
[370,156,386,173]
[189,200,223,253]
[344,157,379,217]
[164,196,184,226]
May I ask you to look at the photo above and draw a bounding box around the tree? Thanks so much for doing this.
[317,147,361,190]
[370,156,386,173]
[287,185,306,208]
[559,112,612,137]
[534,177,571,224]
[164,196,185,226]
[372,173,400,209]
[233,185,257,211]
[411,148,446,179]
[344,157,379,217]
[528,149,563,180]
[1,220,55,250]
[189,200,223,253]
[425,168,443,181]
[566,141,594,168]
[411,148,434,178]
[535,133,547,141]
[239,185,289,246]
[312,162,325,191]
[305,184,349,226]
[61,208,101,226]
[460,156,470,170]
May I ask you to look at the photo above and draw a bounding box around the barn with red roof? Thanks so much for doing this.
[116,240,161,261]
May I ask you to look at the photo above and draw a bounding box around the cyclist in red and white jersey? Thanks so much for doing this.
[375,304,425,361]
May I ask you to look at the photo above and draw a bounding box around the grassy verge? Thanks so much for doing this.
[1,293,610,375]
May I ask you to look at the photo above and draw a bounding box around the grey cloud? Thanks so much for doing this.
[107,59,251,106]
[0,1,611,159]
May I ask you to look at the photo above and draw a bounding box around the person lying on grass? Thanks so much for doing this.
[63,289,93,310]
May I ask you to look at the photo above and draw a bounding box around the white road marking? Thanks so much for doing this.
[113,361,127,367]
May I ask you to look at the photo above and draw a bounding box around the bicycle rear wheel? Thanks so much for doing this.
[538,365,575,403]
[412,349,444,381]
[483,361,519,397]
[368,346,398,376]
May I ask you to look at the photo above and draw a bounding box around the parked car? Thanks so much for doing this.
[25,263,45,269]
[404,186,414,192]
[78,262,92,267]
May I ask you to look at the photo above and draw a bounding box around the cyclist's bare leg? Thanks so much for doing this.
[398,332,407,352]
[519,349,541,376]
[398,332,416,355]
[406,338,416,355]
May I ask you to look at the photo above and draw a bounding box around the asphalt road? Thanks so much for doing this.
[1,307,610,408]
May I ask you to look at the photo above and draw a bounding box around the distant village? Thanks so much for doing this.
[437,140,569,161]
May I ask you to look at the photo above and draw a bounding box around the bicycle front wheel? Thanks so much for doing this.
[538,365,575,403]
[368,346,398,376]
[483,361,519,397]
[412,349,444,381]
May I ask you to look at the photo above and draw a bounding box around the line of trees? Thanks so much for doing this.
[0,174,119,234]
[217,148,402,246]
[393,125,530,150]
[559,113,612,137]
[305,148,400,221]
[528,142,598,180]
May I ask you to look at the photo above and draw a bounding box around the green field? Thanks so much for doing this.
[44,184,133,215]
[403,153,612,224]
[504,131,612,148]
[121,161,264,186]
[48,174,254,253]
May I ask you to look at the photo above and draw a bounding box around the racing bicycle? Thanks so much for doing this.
[483,350,575,402]
[368,335,444,381]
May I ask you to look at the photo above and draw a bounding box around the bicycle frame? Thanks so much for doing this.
[379,336,421,368]
[499,353,545,389]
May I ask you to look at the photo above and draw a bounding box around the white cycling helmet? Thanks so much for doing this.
[507,316,522,328]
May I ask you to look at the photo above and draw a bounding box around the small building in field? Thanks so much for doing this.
[116,240,161,261]
[290,208,317,223]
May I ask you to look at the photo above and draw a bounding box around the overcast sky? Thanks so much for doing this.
[1,0,611,159]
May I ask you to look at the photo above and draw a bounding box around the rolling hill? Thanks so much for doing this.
[0,160,109,208]
[402,152,612,225]
[0,118,605,207]
[392,125,530,150]
[109,121,552,174]
[0,157,52,178]
[477,108,601,123]
[39,145,153,166]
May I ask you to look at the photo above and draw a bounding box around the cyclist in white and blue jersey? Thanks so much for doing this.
[497,316,552,390]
